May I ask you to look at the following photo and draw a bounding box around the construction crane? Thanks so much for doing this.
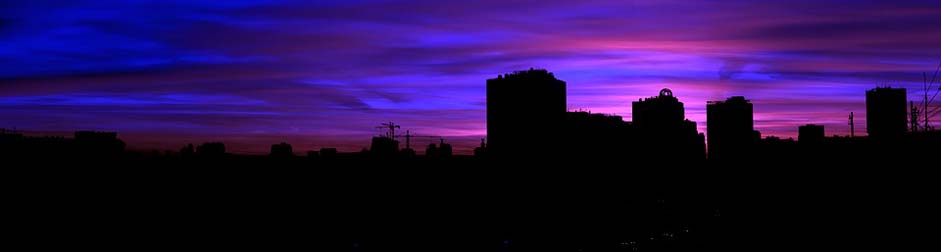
[375,122,401,138]
[374,123,449,152]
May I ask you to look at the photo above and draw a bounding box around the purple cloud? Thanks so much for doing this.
[1,0,939,153]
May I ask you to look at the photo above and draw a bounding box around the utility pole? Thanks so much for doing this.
[911,101,919,132]
[405,130,411,150]
[849,112,855,137]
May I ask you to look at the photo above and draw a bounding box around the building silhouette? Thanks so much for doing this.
[319,148,338,160]
[798,124,825,159]
[369,136,399,158]
[270,142,294,157]
[180,143,195,157]
[706,96,758,161]
[73,131,126,157]
[757,136,798,160]
[473,138,487,157]
[562,111,635,159]
[196,142,226,157]
[798,124,825,145]
[866,87,907,138]
[632,88,705,161]
[425,139,453,159]
[487,68,566,158]
[633,89,685,129]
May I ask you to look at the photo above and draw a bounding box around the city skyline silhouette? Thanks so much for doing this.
[3,67,937,161]
[2,1,941,251]
[4,68,938,157]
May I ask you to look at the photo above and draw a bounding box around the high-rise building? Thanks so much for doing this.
[706,96,757,160]
[632,88,705,161]
[866,87,907,138]
[633,88,685,130]
[486,68,566,157]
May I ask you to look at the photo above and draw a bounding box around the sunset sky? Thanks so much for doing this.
[1,0,939,154]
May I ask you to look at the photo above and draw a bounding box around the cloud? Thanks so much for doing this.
[1,0,940,153]
[718,58,747,81]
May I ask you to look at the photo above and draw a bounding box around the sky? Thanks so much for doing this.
[1,0,940,154]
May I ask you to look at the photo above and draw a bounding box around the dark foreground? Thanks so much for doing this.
[5,155,938,252]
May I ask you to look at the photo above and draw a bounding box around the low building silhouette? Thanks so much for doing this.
[562,111,635,159]
[798,124,825,146]
[473,138,487,157]
[196,142,226,157]
[270,142,294,157]
[180,144,195,157]
[369,136,399,158]
[74,131,126,157]
[400,147,416,159]
[320,148,338,160]
[1,129,126,159]
[425,139,453,159]
[755,136,798,160]
[0,129,25,156]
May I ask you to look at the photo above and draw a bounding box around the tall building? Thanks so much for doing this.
[706,96,758,161]
[633,88,685,130]
[866,87,907,138]
[486,68,566,157]
[632,88,705,161]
